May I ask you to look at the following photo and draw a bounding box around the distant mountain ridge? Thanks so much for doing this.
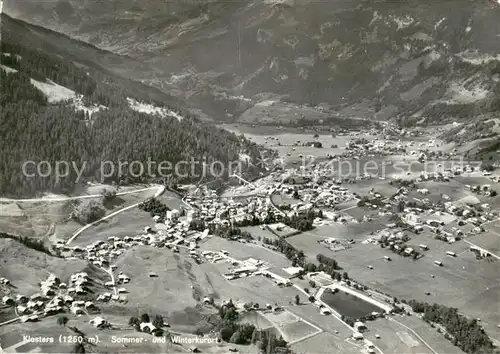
[0,13,263,197]
[4,0,500,125]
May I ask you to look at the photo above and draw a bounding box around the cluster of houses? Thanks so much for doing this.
[2,219,207,329]
[199,250,292,288]
[278,174,357,210]
[363,188,498,261]
[199,250,270,280]
[318,237,350,252]
[369,229,420,259]
[334,135,459,162]
[2,215,214,329]
[186,187,281,226]
[2,272,100,324]
[341,138,407,159]
[71,226,201,263]
[201,250,227,264]
[403,200,495,238]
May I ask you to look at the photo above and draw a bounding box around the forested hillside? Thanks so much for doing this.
[0,41,262,197]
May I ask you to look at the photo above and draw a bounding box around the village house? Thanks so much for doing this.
[118,273,130,283]
[97,293,112,302]
[71,306,85,315]
[20,315,39,323]
[16,305,29,315]
[354,321,367,332]
[352,332,364,340]
[16,295,28,303]
[44,306,63,316]
[2,296,14,305]
[140,322,156,333]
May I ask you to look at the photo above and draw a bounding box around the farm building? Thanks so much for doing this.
[90,316,109,328]
[352,332,364,340]
[320,307,331,315]
[2,296,14,305]
[354,321,367,332]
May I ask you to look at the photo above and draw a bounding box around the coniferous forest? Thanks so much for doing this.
[0,41,262,197]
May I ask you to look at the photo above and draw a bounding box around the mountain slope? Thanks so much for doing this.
[0,14,263,197]
[0,13,186,112]
[4,0,500,125]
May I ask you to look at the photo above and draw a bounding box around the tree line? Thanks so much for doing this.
[0,43,263,197]
[138,198,170,219]
[0,232,56,256]
[408,300,495,354]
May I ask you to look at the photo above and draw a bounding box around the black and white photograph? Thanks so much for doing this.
[0,0,499,353]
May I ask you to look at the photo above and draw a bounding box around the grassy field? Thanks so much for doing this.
[223,124,382,166]
[221,276,301,311]
[98,241,306,334]
[270,193,300,207]
[484,219,500,235]
[284,301,362,352]
[411,180,471,202]
[0,199,77,240]
[240,226,281,242]
[237,311,273,328]
[343,206,375,220]
[467,231,500,256]
[69,208,154,246]
[155,190,188,211]
[102,245,220,334]
[290,332,359,354]
[0,304,16,324]
[361,317,436,354]
[391,315,467,354]
[69,189,186,246]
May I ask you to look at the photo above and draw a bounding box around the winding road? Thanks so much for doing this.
[0,184,165,245]
[0,185,165,329]
[463,240,500,261]
[0,181,463,353]
[0,186,163,203]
